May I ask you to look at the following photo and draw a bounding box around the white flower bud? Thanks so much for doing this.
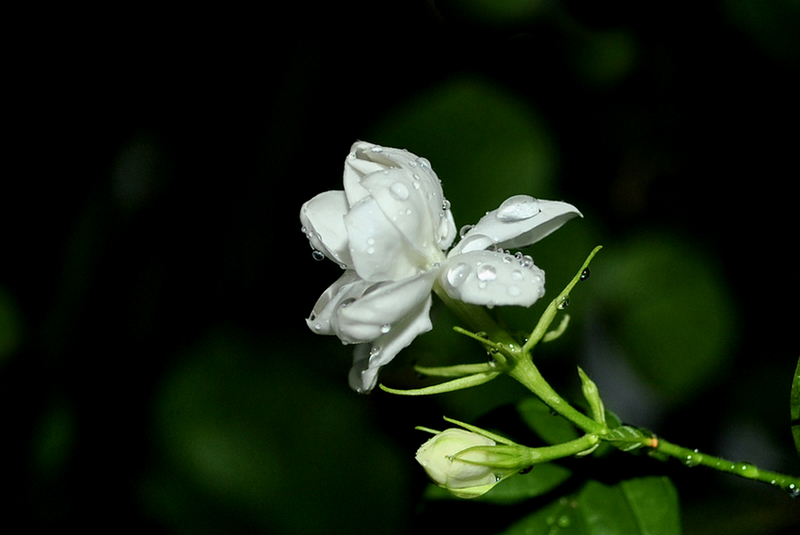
[415,428,505,498]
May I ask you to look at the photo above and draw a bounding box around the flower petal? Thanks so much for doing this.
[438,249,546,307]
[344,195,427,282]
[348,294,433,393]
[300,190,353,267]
[360,168,444,261]
[335,269,438,343]
[455,196,582,253]
[305,270,366,335]
[345,141,457,252]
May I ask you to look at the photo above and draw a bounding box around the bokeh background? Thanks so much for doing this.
[5,1,799,533]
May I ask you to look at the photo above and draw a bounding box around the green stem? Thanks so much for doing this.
[509,356,607,436]
[523,432,600,465]
[434,268,607,436]
[433,283,518,347]
[654,437,800,496]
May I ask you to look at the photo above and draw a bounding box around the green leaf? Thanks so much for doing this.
[791,355,800,458]
[478,463,573,505]
[517,397,580,445]
[502,477,681,535]
[598,234,737,403]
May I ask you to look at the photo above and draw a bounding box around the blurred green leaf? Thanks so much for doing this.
[480,463,572,505]
[598,233,737,403]
[503,477,680,535]
[422,462,571,505]
[517,397,580,445]
[145,329,412,535]
[451,0,547,24]
[791,355,800,458]
[0,286,22,364]
[367,76,560,226]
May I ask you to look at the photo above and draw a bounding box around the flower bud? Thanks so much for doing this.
[415,428,514,498]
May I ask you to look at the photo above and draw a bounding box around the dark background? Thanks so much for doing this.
[4,1,799,533]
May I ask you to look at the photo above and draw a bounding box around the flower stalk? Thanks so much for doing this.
[650,437,800,497]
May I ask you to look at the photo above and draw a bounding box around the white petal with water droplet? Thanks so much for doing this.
[299,190,353,267]
[438,250,546,307]
[496,194,541,222]
[344,196,426,282]
[304,270,365,336]
[335,269,438,343]
[468,198,582,250]
[347,294,433,393]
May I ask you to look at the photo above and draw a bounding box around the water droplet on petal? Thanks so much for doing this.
[519,255,534,268]
[511,270,524,281]
[312,250,325,261]
[496,195,541,222]
[507,285,522,297]
[389,182,410,200]
[477,264,497,282]
[446,262,471,288]
[380,324,391,333]
[459,224,474,239]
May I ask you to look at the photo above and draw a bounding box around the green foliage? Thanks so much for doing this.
[791,355,800,459]
[366,76,560,226]
[144,330,412,535]
[517,397,580,445]
[503,477,681,535]
[595,233,737,403]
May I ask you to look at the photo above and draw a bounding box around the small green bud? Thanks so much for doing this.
[415,428,520,498]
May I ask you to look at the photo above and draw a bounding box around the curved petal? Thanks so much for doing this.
[335,269,438,343]
[438,207,457,251]
[360,168,444,261]
[461,196,582,251]
[305,270,367,335]
[300,190,353,267]
[449,233,496,257]
[344,195,427,282]
[345,141,456,252]
[438,249,546,307]
[348,294,434,393]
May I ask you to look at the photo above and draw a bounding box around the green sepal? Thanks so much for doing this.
[603,425,654,452]
[542,314,570,343]
[414,361,497,378]
[379,371,501,396]
[442,416,519,445]
[577,367,606,426]
[524,245,602,353]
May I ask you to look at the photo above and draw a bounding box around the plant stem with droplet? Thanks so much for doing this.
[651,437,800,497]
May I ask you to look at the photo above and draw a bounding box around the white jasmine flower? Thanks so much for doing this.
[300,141,580,392]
